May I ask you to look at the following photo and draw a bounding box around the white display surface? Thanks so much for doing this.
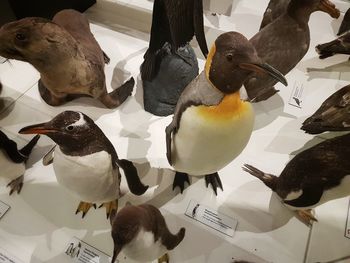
[0,0,350,262]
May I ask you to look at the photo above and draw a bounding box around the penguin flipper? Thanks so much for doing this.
[19,134,40,159]
[338,8,350,35]
[165,122,176,165]
[43,145,56,166]
[193,0,208,57]
[117,159,148,195]
[0,131,25,163]
[284,187,323,208]
[111,245,122,263]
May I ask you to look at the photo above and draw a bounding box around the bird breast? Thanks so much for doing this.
[53,147,119,203]
[172,93,255,176]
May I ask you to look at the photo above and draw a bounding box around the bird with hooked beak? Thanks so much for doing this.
[166,32,288,194]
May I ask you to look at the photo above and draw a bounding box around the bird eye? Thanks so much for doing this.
[226,53,233,61]
[66,125,74,131]
[15,33,26,41]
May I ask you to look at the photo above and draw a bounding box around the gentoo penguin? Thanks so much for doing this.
[301,85,350,134]
[338,8,350,36]
[19,111,148,218]
[316,31,350,59]
[166,32,287,194]
[259,0,290,30]
[243,132,350,225]
[0,130,40,195]
[0,9,134,108]
[110,204,185,263]
[141,0,208,116]
[244,0,340,102]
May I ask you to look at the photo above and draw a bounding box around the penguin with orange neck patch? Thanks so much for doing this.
[166,32,288,194]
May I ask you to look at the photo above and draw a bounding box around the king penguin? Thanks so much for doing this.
[0,130,40,195]
[19,111,148,218]
[301,85,350,134]
[110,204,185,263]
[166,32,287,194]
[243,132,350,225]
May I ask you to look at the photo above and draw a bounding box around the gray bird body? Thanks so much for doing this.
[260,0,290,30]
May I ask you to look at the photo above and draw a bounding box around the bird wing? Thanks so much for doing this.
[283,186,323,207]
[0,131,25,163]
[165,72,224,165]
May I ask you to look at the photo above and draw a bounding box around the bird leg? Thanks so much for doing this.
[172,172,190,194]
[297,209,318,226]
[75,202,96,218]
[7,175,24,195]
[99,199,118,219]
[158,253,169,263]
[205,172,223,196]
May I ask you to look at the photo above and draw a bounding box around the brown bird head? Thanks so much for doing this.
[287,0,340,19]
[205,32,287,94]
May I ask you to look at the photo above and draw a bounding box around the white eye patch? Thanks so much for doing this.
[71,112,86,127]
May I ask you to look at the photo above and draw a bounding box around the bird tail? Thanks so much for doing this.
[19,135,40,159]
[117,159,149,196]
[140,50,158,81]
[242,164,277,191]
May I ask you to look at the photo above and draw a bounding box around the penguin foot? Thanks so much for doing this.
[99,199,118,219]
[75,202,96,218]
[297,209,318,226]
[205,173,223,196]
[172,172,190,194]
[158,253,169,263]
[7,175,24,195]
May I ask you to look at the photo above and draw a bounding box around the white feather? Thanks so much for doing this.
[71,112,86,127]
[53,147,119,203]
[0,150,25,181]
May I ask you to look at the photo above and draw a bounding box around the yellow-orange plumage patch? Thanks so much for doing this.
[196,92,250,120]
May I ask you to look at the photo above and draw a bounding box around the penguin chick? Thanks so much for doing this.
[110,204,185,263]
[301,85,350,134]
[0,130,40,195]
[166,32,287,195]
[316,31,350,59]
[245,0,340,102]
[0,9,134,108]
[259,0,290,30]
[19,111,148,219]
[243,132,350,225]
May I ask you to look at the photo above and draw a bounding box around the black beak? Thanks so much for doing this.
[239,62,288,86]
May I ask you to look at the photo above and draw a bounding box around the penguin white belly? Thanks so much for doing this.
[0,150,25,181]
[53,147,119,203]
[123,228,167,262]
[172,96,254,176]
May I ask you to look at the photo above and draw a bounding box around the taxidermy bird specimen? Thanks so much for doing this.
[259,0,290,30]
[110,204,185,263]
[316,31,350,59]
[19,111,148,218]
[243,132,350,225]
[140,0,209,116]
[166,32,287,195]
[0,130,40,195]
[302,85,350,134]
[0,9,134,108]
[244,0,340,102]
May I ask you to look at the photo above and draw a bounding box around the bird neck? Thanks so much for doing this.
[287,5,312,25]
[205,44,216,85]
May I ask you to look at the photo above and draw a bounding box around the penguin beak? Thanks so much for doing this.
[239,62,288,86]
[19,122,57,135]
[319,0,340,19]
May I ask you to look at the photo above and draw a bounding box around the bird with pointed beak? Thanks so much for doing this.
[19,111,148,218]
[166,32,287,194]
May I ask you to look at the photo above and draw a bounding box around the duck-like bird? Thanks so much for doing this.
[19,111,148,218]
[166,32,287,194]
[301,85,350,134]
[243,132,350,225]
[245,0,340,102]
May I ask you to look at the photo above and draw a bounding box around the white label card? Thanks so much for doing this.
[345,198,350,239]
[65,237,114,263]
[0,201,10,219]
[185,200,238,237]
[0,247,25,263]
[288,81,304,109]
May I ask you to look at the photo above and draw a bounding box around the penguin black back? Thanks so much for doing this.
[140,0,208,81]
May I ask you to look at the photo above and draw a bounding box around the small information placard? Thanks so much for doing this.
[65,237,113,263]
[185,200,238,237]
[0,247,25,263]
[345,199,350,239]
[288,81,304,109]
[0,201,10,219]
